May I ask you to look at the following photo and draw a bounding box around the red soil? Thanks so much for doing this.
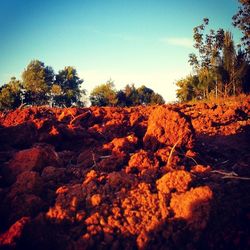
[0,96,249,249]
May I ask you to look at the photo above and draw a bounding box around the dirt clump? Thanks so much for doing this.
[126,149,159,180]
[0,217,30,248]
[170,186,213,230]
[103,134,138,153]
[4,145,59,181]
[157,170,192,194]
[143,106,194,151]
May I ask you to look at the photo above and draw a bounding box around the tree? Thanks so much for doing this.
[175,6,250,101]
[90,82,164,107]
[187,19,226,98]
[189,18,225,69]
[22,60,54,105]
[235,48,250,93]
[176,75,200,102]
[137,85,154,104]
[198,67,216,98]
[232,0,250,57]
[116,84,165,106]
[54,66,85,107]
[183,19,249,100]
[0,77,23,110]
[123,84,140,106]
[232,0,250,93]
[137,85,165,105]
[150,93,165,105]
[219,31,248,96]
[222,32,237,96]
[90,79,117,106]
[116,90,127,107]
[50,84,63,106]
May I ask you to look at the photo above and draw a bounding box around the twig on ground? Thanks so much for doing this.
[214,160,231,168]
[222,176,250,180]
[92,151,98,169]
[211,170,238,176]
[99,155,112,159]
[67,108,75,119]
[186,155,199,165]
[79,151,99,176]
[69,110,91,125]
[18,103,27,110]
[210,169,250,181]
[220,160,230,164]
[210,170,238,176]
[176,149,199,165]
[167,137,182,168]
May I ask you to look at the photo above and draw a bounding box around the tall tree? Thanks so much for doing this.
[150,93,165,105]
[137,85,165,105]
[54,66,85,107]
[0,77,23,110]
[22,60,54,105]
[116,90,127,107]
[176,14,250,101]
[137,85,154,104]
[232,0,250,57]
[188,19,225,98]
[220,31,249,96]
[222,32,236,95]
[123,84,140,106]
[235,48,250,93]
[189,18,225,70]
[176,75,200,102]
[90,79,117,106]
[197,67,216,99]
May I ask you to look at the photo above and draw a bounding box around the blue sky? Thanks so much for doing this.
[0,0,242,101]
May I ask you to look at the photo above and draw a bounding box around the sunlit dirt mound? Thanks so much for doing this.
[0,96,249,250]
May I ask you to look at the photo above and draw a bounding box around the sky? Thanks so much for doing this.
[0,0,242,102]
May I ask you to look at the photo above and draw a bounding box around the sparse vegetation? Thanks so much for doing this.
[176,1,250,102]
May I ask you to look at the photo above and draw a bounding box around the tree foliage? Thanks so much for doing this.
[0,60,86,110]
[137,85,165,105]
[90,80,117,106]
[177,17,250,102]
[22,60,54,105]
[189,18,225,69]
[0,77,23,110]
[121,84,140,106]
[54,66,85,107]
[0,59,164,109]
[90,82,165,107]
[232,0,250,56]
[176,75,200,102]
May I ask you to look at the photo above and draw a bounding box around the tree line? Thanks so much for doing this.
[176,0,250,102]
[90,80,164,107]
[0,60,164,110]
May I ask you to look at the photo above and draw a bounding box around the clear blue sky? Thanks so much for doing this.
[0,0,242,101]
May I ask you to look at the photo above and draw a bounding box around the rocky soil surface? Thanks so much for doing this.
[0,96,249,249]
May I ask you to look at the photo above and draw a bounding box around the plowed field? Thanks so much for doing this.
[0,97,249,249]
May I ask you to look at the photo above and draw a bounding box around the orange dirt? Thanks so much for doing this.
[0,96,250,249]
